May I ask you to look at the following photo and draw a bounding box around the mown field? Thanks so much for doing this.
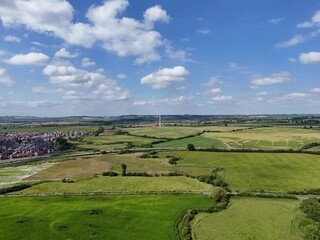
[157,151,320,192]
[154,135,225,148]
[193,197,301,240]
[19,176,214,194]
[0,195,213,240]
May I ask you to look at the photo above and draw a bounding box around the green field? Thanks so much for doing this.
[154,135,225,148]
[193,197,301,240]
[0,195,213,240]
[19,176,214,194]
[158,151,320,192]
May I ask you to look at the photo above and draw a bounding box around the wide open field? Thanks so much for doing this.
[199,127,320,149]
[154,135,225,148]
[19,176,214,194]
[193,197,301,240]
[0,194,212,240]
[158,151,320,192]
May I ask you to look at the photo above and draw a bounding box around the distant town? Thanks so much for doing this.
[0,131,91,160]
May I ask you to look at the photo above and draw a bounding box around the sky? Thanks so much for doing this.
[0,0,320,117]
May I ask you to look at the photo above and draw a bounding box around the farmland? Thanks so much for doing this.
[193,197,301,240]
[1,119,320,240]
[0,195,213,240]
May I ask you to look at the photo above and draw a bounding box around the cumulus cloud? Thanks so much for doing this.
[299,51,320,64]
[141,66,189,89]
[4,35,20,42]
[116,73,127,79]
[213,95,232,101]
[6,52,49,65]
[257,91,268,96]
[251,72,291,85]
[43,62,130,101]
[197,29,211,34]
[310,88,320,93]
[275,35,305,48]
[132,100,147,106]
[81,57,96,67]
[32,86,65,94]
[284,92,307,98]
[269,17,284,24]
[0,0,171,64]
[0,68,13,87]
[54,48,78,58]
[202,77,222,87]
[297,10,320,28]
[288,58,297,63]
[207,88,222,94]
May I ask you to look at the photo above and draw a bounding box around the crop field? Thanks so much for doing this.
[154,135,225,148]
[74,134,157,150]
[0,195,213,240]
[157,151,320,192]
[193,197,301,240]
[0,162,56,187]
[24,158,110,181]
[19,176,214,194]
[199,127,320,149]
[0,125,111,133]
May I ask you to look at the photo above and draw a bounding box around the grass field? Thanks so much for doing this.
[19,176,214,194]
[0,195,213,240]
[157,151,320,192]
[0,125,111,133]
[154,136,225,148]
[193,197,301,240]
[24,158,110,181]
[200,127,320,149]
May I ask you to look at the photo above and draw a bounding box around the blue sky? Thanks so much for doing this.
[0,0,320,116]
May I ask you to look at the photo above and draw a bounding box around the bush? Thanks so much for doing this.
[102,171,118,177]
[0,183,31,194]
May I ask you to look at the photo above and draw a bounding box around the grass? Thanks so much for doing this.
[126,126,203,138]
[24,158,110,181]
[158,151,320,192]
[19,176,214,194]
[0,194,213,240]
[192,197,301,240]
[200,127,320,149]
[0,125,112,133]
[154,136,225,148]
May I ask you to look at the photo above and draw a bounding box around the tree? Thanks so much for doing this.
[94,126,105,136]
[186,144,195,151]
[121,164,127,176]
[55,137,73,151]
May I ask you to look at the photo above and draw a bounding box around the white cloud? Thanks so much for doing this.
[116,73,127,79]
[251,72,291,85]
[32,86,65,94]
[297,10,320,28]
[275,35,305,48]
[164,41,190,61]
[81,57,96,67]
[284,92,307,98]
[143,5,170,29]
[0,0,171,64]
[4,35,20,42]
[299,52,320,64]
[0,68,13,87]
[43,63,105,88]
[6,52,49,65]
[176,86,187,91]
[310,88,320,93]
[228,62,248,71]
[197,29,211,34]
[257,91,268,96]
[93,82,131,100]
[141,66,189,89]
[202,77,222,87]
[132,100,147,106]
[256,97,264,101]
[288,58,297,63]
[157,95,194,105]
[269,17,284,24]
[63,90,95,101]
[55,48,78,58]
[213,95,232,101]
[207,88,222,94]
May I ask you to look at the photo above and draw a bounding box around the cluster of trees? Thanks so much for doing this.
[94,126,105,136]
[167,155,182,165]
[55,137,74,151]
[139,151,159,158]
[299,198,320,239]
[0,184,31,194]
[197,167,228,187]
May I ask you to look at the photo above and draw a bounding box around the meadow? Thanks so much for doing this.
[0,195,213,240]
[192,197,301,240]
[157,151,320,192]
[19,176,214,194]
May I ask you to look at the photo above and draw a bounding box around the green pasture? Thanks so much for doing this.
[0,125,111,133]
[153,136,225,148]
[157,151,320,192]
[0,195,212,240]
[193,197,301,240]
[125,126,202,138]
[200,127,320,149]
[19,176,214,194]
